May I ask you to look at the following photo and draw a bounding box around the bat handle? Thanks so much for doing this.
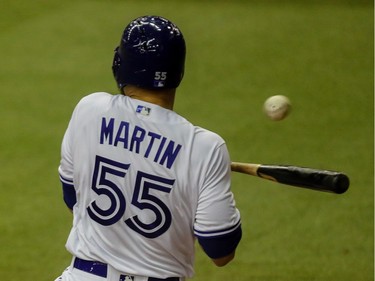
[231,162,260,176]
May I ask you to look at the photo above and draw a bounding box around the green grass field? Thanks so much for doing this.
[0,1,373,280]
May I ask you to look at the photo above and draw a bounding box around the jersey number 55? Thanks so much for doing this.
[87,155,175,239]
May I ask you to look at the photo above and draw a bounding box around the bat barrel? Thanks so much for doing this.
[257,165,350,194]
[331,173,350,194]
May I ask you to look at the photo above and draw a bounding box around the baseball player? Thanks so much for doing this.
[55,15,242,281]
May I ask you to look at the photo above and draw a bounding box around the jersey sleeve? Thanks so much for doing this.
[193,142,242,259]
[58,109,76,209]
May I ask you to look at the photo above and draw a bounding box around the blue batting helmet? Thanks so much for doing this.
[112,16,186,90]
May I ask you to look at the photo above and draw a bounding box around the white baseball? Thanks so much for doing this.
[263,95,291,121]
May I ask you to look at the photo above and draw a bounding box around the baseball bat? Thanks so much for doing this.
[231,162,349,194]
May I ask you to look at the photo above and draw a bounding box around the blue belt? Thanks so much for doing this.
[73,257,179,281]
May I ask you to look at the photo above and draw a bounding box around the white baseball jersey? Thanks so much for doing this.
[58,92,241,278]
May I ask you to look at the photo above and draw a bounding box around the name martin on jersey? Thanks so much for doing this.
[100,117,182,169]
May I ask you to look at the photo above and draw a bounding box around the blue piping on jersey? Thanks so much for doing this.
[194,219,241,238]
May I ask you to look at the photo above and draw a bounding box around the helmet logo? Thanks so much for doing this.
[154,71,167,87]
[134,39,158,54]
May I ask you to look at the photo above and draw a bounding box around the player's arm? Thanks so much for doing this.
[194,144,242,266]
[58,109,77,212]
[59,174,76,211]
[212,252,235,267]
[210,227,241,266]
[196,222,242,267]
[63,185,76,210]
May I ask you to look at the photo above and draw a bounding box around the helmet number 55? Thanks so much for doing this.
[154,71,167,80]
[87,155,174,238]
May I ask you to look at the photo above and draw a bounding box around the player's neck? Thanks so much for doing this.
[123,86,175,110]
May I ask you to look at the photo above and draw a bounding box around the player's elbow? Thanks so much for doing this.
[212,251,235,267]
